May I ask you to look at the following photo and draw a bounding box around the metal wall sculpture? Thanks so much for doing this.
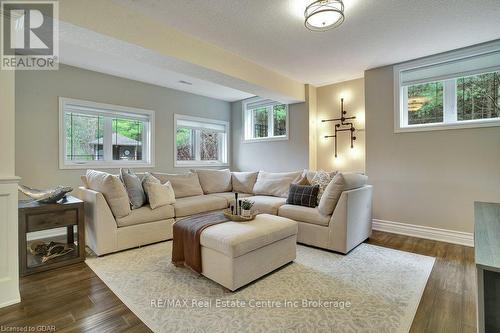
[322,98,356,158]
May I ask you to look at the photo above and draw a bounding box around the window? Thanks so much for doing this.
[394,43,500,132]
[59,98,154,169]
[174,114,229,167]
[243,97,289,142]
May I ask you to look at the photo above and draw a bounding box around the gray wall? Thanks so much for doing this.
[365,65,500,233]
[15,64,231,192]
[231,101,309,172]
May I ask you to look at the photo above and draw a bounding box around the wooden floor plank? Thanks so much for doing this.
[0,231,475,333]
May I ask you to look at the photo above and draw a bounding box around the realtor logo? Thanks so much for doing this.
[1,0,58,70]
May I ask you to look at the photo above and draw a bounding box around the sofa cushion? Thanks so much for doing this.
[243,195,287,215]
[120,168,146,209]
[200,214,298,258]
[85,170,131,218]
[191,169,232,194]
[231,171,259,194]
[115,204,174,227]
[253,171,302,198]
[278,204,331,226]
[210,192,252,205]
[142,173,176,209]
[318,172,368,216]
[173,195,228,217]
[286,184,320,208]
[152,172,203,198]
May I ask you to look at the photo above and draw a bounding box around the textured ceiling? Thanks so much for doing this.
[115,0,500,86]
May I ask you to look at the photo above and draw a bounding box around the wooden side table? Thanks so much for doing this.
[18,195,85,276]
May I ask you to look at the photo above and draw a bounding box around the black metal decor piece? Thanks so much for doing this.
[322,98,356,158]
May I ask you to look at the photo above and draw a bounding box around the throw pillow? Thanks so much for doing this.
[85,170,131,218]
[318,172,368,216]
[151,172,203,198]
[253,171,303,198]
[231,171,259,194]
[310,170,332,202]
[142,173,176,209]
[306,170,337,184]
[190,169,232,194]
[286,184,320,208]
[120,168,146,209]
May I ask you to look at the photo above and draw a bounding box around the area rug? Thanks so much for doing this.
[86,242,435,333]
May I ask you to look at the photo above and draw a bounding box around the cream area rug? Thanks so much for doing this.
[86,242,435,333]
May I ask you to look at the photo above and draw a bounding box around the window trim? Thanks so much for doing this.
[173,114,230,168]
[58,97,155,169]
[241,97,289,143]
[393,41,500,133]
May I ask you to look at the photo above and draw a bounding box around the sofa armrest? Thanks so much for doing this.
[75,186,118,256]
[328,185,373,254]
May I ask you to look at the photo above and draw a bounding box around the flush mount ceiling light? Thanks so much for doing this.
[304,0,345,32]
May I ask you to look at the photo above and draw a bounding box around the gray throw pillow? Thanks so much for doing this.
[120,168,146,209]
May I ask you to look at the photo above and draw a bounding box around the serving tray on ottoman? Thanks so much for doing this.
[199,213,298,291]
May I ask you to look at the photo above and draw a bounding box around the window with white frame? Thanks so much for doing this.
[242,97,289,142]
[394,43,500,132]
[59,98,154,169]
[174,114,229,167]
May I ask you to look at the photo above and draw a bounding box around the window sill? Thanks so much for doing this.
[60,161,155,170]
[174,161,229,168]
[242,135,289,143]
[395,118,500,133]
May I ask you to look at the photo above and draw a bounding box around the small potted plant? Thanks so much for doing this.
[240,199,254,217]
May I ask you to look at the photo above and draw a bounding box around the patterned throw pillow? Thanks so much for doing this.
[310,170,332,202]
[286,184,320,208]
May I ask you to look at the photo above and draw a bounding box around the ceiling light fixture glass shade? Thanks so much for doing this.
[304,0,345,32]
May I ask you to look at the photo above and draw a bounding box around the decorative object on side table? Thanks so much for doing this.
[18,184,73,203]
[18,195,85,276]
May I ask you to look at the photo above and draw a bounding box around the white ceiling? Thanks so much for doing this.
[59,22,254,102]
[115,0,500,86]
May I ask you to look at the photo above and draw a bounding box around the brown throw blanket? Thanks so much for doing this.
[172,211,229,273]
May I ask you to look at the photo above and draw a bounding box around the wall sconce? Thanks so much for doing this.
[322,98,356,158]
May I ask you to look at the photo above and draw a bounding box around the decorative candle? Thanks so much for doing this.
[234,193,239,214]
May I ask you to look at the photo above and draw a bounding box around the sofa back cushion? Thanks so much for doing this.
[151,172,203,198]
[231,171,259,194]
[142,173,176,209]
[253,171,303,198]
[318,172,368,216]
[85,169,131,218]
[190,169,232,194]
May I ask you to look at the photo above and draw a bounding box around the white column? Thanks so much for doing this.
[0,68,20,308]
[306,84,318,170]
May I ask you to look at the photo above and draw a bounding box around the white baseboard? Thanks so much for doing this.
[372,219,474,247]
[0,296,21,308]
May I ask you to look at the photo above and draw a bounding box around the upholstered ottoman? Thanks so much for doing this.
[200,214,298,291]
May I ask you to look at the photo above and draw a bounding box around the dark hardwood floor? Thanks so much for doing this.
[0,230,476,332]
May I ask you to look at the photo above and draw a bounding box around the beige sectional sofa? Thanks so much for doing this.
[76,169,372,256]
